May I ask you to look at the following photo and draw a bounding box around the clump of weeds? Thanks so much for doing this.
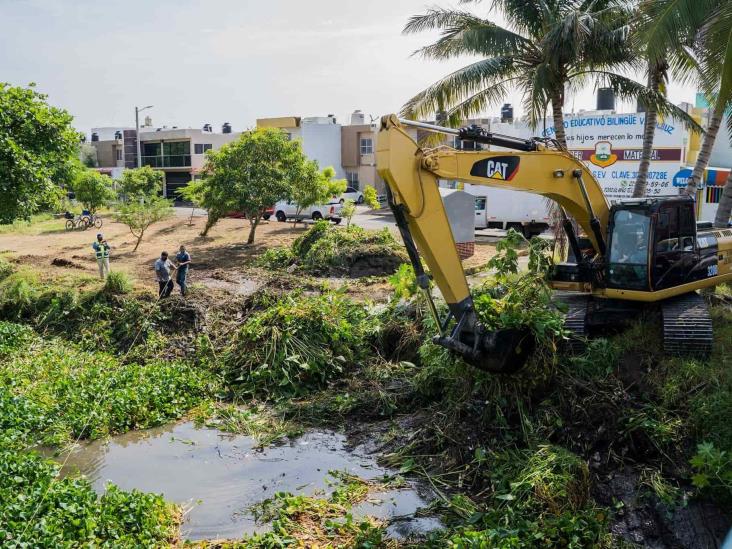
[257,219,407,277]
[222,291,374,400]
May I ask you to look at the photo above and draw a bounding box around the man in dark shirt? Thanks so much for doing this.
[175,245,191,296]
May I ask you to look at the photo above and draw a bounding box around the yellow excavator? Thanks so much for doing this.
[376,114,732,372]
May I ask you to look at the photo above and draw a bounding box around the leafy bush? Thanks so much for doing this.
[0,321,35,356]
[103,271,133,295]
[223,292,370,399]
[0,256,14,281]
[255,246,295,269]
[0,449,178,547]
[0,269,41,319]
[473,231,566,348]
[691,442,732,502]
[0,338,213,445]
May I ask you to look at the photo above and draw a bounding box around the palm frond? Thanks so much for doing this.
[443,77,523,122]
[403,8,484,34]
[413,19,532,60]
[400,57,518,119]
[639,0,718,64]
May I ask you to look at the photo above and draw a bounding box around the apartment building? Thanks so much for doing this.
[90,123,241,198]
[88,127,138,178]
[256,115,344,178]
[139,123,240,198]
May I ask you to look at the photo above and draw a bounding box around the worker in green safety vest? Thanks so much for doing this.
[92,233,111,279]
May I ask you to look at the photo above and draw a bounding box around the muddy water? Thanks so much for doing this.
[55,422,438,541]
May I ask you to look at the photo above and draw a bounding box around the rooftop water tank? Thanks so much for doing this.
[91,132,99,142]
[597,88,615,111]
[222,122,232,134]
[203,123,212,132]
[114,130,122,139]
[500,103,514,123]
[350,110,365,125]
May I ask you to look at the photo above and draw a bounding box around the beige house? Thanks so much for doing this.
[340,111,385,196]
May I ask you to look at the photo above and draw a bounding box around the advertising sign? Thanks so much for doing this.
[541,113,686,200]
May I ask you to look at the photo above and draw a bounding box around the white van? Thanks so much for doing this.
[273,200,342,224]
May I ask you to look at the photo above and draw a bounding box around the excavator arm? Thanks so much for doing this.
[376,114,611,371]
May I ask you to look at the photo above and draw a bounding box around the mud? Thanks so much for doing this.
[595,467,729,548]
[53,422,439,541]
[51,257,84,269]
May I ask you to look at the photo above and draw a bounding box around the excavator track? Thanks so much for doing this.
[661,292,713,356]
[554,293,589,354]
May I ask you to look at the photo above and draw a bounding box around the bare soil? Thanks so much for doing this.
[0,214,497,296]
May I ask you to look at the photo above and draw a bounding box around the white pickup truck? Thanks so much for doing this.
[272,200,342,224]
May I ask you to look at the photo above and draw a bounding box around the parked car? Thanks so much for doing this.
[273,200,342,224]
[226,206,275,220]
[336,187,364,204]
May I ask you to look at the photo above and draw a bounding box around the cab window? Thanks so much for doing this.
[607,209,650,289]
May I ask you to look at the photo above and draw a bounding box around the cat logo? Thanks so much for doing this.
[469,156,520,181]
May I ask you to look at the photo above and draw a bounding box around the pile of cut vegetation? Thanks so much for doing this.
[258,220,407,277]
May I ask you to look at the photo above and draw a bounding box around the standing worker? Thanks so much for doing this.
[154,251,177,298]
[175,245,191,296]
[92,233,111,279]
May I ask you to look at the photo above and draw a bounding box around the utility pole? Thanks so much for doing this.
[135,105,153,168]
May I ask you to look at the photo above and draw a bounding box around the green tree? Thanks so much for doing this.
[119,166,164,200]
[178,177,206,226]
[341,199,357,228]
[194,128,313,243]
[79,143,98,168]
[401,1,697,148]
[72,169,115,213]
[0,83,79,223]
[116,195,173,252]
[291,165,346,224]
[363,185,380,210]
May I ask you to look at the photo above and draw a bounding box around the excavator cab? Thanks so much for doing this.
[606,196,704,292]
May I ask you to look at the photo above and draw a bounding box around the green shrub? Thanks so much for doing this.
[0,270,41,319]
[103,271,133,295]
[255,246,295,269]
[0,256,14,281]
[0,449,178,547]
[0,321,35,356]
[691,442,732,503]
[224,292,370,399]
[0,338,213,445]
[289,221,406,276]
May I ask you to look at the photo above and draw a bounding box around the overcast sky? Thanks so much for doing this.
[1,0,699,133]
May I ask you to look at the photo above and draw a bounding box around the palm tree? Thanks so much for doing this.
[632,58,669,198]
[401,0,695,150]
[640,0,731,213]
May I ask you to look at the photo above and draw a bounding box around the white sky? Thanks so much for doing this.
[1,0,698,133]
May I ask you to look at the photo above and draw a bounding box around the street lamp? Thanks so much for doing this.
[135,105,153,168]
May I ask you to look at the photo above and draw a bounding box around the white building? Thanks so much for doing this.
[256,115,344,178]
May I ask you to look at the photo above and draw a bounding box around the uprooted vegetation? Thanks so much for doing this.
[257,220,407,277]
[0,240,730,546]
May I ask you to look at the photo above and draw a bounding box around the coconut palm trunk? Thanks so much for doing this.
[684,99,725,196]
[633,62,665,198]
[551,92,567,147]
[713,169,732,227]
